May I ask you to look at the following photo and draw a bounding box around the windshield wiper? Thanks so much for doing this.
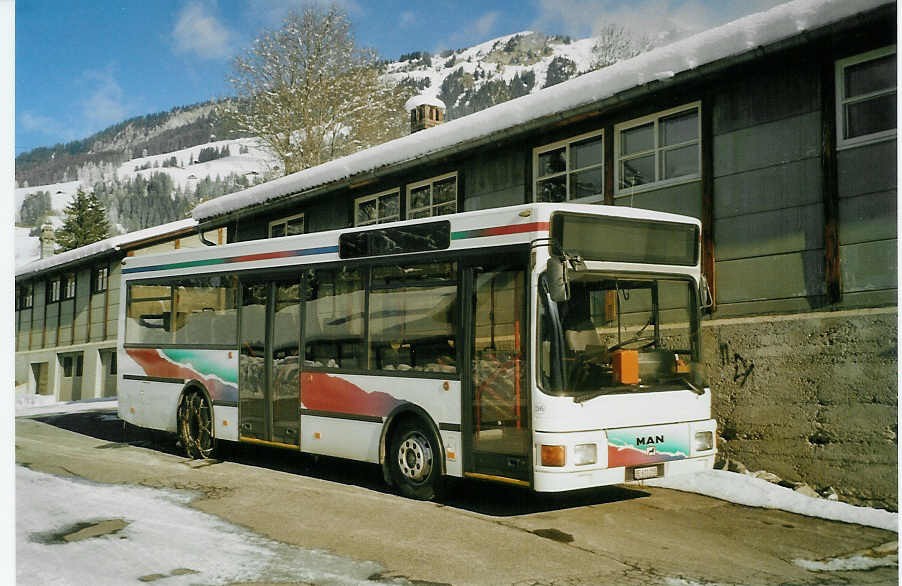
[681,377,706,395]
[571,386,640,403]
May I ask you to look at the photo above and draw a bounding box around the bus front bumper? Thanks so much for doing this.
[531,420,717,492]
[533,453,715,492]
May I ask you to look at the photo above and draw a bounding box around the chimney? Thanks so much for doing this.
[405,95,446,133]
[39,224,55,259]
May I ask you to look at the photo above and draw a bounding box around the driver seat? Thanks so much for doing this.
[565,322,601,352]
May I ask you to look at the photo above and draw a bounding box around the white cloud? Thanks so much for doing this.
[439,11,502,51]
[243,0,363,28]
[172,1,234,60]
[19,112,64,137]
[472,11,501,38]
[532,0,787,42]
[19,68,132,145]
[399,10,417,29]
[80,68,129,132]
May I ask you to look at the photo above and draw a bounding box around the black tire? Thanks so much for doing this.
[178,391,216,459]
[388,419,442,500]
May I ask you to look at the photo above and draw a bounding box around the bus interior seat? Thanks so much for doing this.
[565,324,601,352]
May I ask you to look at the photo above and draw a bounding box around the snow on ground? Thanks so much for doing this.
[15,393,116,418]
[14,227,40,267]
[16,466,396,586]
[647,470,898,532]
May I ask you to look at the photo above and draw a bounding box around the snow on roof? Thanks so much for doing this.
[16,218,197,278]
[193,0,889,222]
[404,94,447,111]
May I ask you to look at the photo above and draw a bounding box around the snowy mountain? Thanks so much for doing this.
[14,29,649,267]
[386,30,645,119]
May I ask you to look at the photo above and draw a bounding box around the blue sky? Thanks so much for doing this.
[15,0,785,154]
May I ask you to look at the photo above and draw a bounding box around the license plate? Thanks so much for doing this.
[632,465,661,480]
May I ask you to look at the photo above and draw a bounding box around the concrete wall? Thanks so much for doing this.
[703,307,897,510]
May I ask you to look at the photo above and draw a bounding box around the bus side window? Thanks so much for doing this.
[304,267,365,369]
[369,262,457,374]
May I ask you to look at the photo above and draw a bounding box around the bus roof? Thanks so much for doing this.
[122,203,701,279]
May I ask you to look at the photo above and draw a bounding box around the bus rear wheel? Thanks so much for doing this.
[178,391,215,459]
[388,419,441,500]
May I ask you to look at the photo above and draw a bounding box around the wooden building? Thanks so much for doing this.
[14,221,227,399]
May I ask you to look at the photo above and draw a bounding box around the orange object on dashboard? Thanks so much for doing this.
[611,349,640,384]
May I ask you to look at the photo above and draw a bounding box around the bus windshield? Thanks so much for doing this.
[539,273,702,398]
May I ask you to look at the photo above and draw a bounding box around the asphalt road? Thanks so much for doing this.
[15,407,899,586]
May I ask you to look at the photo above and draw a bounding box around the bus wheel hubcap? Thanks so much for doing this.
[398,433,432,482]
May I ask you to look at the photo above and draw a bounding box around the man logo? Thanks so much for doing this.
[636,435,663,456]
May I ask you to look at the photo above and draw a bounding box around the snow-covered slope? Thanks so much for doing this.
[385,31,610,115]
[14,138,279,268]
[115,138,277,191]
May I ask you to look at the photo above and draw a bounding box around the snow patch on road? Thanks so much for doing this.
[17,466,398,585]
[794,553,897,572]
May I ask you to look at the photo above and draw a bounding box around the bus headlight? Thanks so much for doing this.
[694,431,714,452]
[573,444,597,466]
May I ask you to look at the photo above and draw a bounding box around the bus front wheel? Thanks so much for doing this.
[178,391,215,459]
[388,419,441,500]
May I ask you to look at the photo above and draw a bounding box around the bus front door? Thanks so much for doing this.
[464,262,531,485]
[239,279,301,448]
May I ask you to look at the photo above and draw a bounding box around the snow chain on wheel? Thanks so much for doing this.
[178,391,215,459]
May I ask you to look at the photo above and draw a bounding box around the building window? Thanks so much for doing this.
[355,189,400,226]
[62,272,76,300]
[61,355,73,378]
[406,173,457,220]
[16,283,33,310]
[534,130,604,202]
[836,46,897,149]
[615,103,701,194]
[92,266,109,294]
[47,278,61,304]
[268,213,305,238]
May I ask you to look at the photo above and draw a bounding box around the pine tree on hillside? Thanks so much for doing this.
[56,190,111,251]
[19,190,52,226]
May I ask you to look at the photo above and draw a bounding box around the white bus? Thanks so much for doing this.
[118,203,716,499]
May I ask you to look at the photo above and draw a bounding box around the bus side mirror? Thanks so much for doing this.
[700,275,713,309]
[546,257,570,303]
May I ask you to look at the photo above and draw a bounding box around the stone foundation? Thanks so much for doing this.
[703,307,898,510]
